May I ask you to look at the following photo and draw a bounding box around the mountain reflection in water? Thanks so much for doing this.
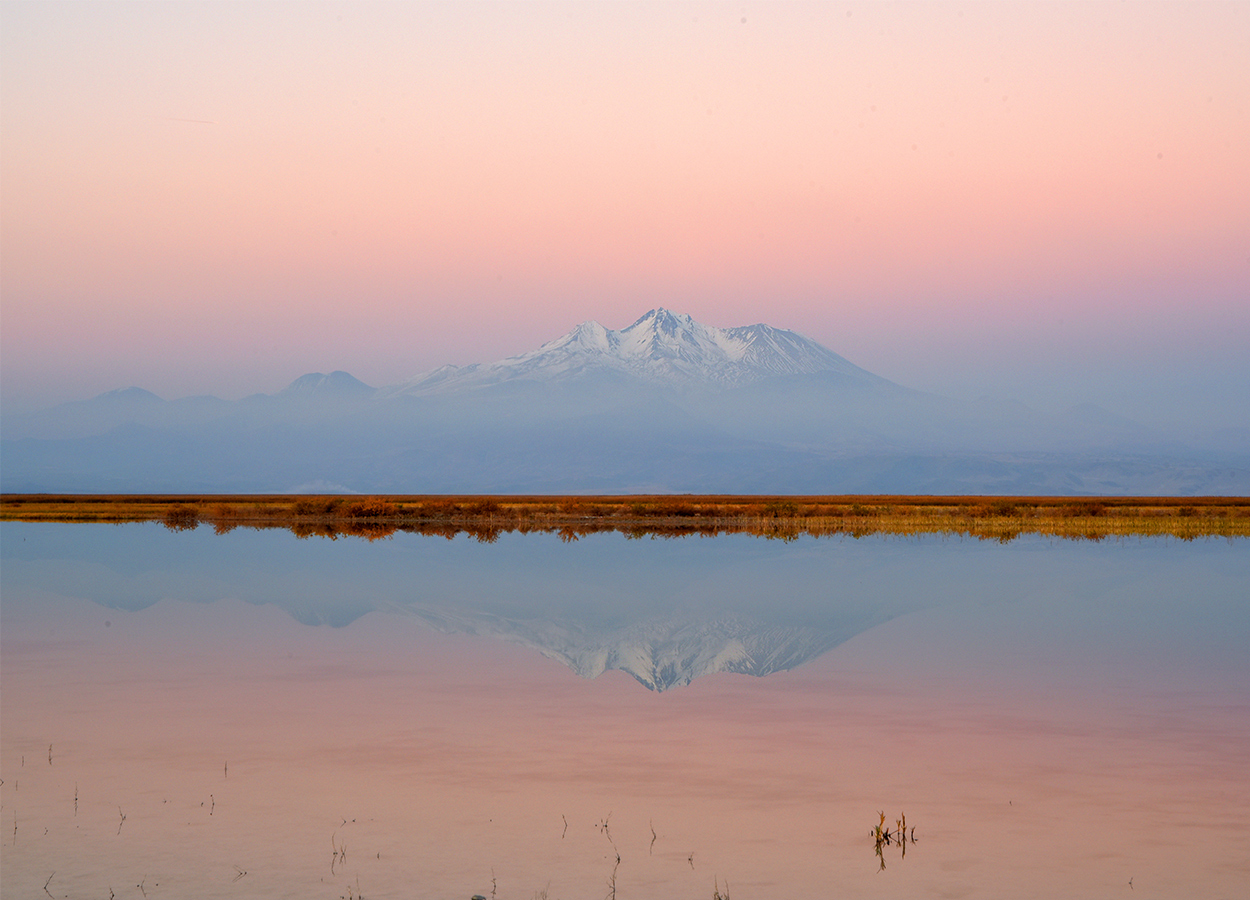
[3,523,1248,691]
[411,606,865,691]
[2,523,943,689]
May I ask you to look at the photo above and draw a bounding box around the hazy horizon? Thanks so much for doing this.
[3,303,1248,434]
[3,2,1248,433]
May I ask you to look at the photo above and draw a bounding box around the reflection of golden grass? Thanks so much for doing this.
[2,494,1247,541]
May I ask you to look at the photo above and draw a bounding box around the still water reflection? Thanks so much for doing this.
[2,523,1248,898]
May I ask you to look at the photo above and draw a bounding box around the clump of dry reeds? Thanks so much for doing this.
[872,810,916,871]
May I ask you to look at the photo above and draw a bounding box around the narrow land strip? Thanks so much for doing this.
[2,494,1246,541]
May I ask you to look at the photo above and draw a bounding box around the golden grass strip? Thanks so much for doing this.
[2,494,1247,541]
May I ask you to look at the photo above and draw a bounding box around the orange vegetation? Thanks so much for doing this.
[2,494,1247,542]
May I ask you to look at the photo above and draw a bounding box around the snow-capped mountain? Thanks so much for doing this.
[386,308,886,395]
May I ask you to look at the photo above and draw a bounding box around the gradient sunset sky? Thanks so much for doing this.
[2,1,1247,428]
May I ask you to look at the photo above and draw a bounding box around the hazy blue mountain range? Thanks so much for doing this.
[3,309,1247,494]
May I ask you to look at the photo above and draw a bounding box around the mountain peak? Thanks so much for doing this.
[631,307,694,332]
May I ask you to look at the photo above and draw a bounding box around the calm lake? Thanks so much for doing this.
[2,522,1247,899]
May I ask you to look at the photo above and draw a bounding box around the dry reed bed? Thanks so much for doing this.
[2,494,1247,541]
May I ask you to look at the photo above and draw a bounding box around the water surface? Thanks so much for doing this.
[2,523,1247,898]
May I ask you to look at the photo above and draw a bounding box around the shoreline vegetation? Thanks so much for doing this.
[2,494,1247,542]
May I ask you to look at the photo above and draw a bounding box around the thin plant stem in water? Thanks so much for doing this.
[605,853,620,900]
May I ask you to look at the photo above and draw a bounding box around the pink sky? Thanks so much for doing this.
[2,1,1248,426]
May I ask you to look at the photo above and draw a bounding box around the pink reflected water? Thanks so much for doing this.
[3,531,1249,899]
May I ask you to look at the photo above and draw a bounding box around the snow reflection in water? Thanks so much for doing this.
[1,524,1247,898]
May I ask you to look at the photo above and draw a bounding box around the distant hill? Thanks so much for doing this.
[280,371,377,399]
